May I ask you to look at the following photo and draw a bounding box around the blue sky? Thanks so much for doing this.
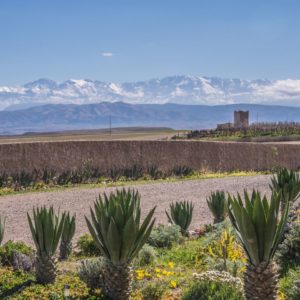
[1,0,300,85]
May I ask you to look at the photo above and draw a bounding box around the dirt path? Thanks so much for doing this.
[0,175,272,245]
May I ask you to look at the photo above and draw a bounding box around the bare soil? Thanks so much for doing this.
[0,175,272,245]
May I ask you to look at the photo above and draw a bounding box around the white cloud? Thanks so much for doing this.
[101,52,114,57]
[254,79,300,100]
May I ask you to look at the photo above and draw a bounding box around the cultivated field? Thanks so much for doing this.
[0,174,272,245]
[0,127,180,144]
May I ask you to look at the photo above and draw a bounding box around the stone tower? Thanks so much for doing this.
[234,111,249,128]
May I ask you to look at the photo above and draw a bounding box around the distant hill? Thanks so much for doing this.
[1,102,300,134]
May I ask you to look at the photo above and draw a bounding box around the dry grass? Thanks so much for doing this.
[0,127,181,144]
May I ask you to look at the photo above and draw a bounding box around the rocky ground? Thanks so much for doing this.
[0,175,273,245]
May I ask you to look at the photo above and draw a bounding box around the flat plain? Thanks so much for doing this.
[0,127,181,144]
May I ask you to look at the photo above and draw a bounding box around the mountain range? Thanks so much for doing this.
[1,75,300,111]
[1,75,300,134]
[2,102,300,135]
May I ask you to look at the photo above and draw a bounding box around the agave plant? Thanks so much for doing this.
[85,188,156,300]
[207,191,228,224]
[228,190,289,300]
[270,168,300,214]
[59,212,76,260]
[27,206,65,284]
[165,201,194,236]
[0,215,5,245]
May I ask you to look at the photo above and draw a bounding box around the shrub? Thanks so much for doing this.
[172,166,194,177]
[13,171,35,188]
[182,280,244,300]
[135,244,157,266]
[159,239,206,269]
[0,240,34,266]
[57,170,72,185]
[140,281,165,300]
[76,234,101,257]
[42,168,56,184]
[123,165,144,180]
[279,266,300,300]
[166,201,194,236]
[0,268,97,300]
[109,167,123,181]
[81,159,101,183]
[146,165,164,180]
[276,204,300,273]
[192,270,243,291]
[12,251,35,273]
[78,258,104,290]
[148,224,182,248]
[205,228,246,276]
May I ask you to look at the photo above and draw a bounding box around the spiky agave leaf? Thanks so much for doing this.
[0,215,5,245]
[206,190,228,223]
[61,212,76,244]
[85,188,156,265]
[27,206,66,284]
[229,190,290,299]
[27,206,66,256]
[270,168,300,212]
[60,212,76,260]
[165,201,194,235]
[228,190,289,266]
[86,188,156,300]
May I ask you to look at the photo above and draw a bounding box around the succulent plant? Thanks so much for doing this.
[165,201,194,236]
[270,168,300,214]
[228,190,289,300]
[85,188,156,300]
[0,215,5,245]
[207,191,228,224]
[59,212,76,260]
[27,206,65,284]
[78,258,104,290]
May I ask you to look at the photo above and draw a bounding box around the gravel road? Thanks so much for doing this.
[0,175,273,245]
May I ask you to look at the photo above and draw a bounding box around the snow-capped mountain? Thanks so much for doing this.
[1,75,300,111]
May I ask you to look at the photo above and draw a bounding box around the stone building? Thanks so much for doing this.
[234,111,249,128]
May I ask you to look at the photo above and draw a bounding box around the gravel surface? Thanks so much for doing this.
[0,175,272,245]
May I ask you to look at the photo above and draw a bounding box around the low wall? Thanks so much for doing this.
[0,140,300,174]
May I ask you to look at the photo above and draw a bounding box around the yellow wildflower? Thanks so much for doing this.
[136,269,145,280]
[168,261,175,269]
[170,280,177,288]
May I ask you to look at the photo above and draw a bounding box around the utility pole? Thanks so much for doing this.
[109,115,112,137]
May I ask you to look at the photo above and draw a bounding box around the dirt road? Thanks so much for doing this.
[0,175,272,245]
